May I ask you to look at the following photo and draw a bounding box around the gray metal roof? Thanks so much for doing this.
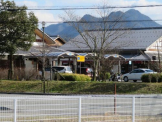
[16,46,66,56]
[60,28,162,51]
[122,54,149,61]
[31,52,75,57]
[104,54,125,59]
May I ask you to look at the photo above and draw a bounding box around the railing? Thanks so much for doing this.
[0,94,162,122]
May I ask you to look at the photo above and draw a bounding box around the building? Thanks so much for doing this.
[59,27,162,73]
[0,28,67,79]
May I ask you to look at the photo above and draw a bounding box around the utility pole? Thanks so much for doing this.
[42,21,46,93]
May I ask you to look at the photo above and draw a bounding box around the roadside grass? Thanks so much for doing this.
[2,115,161,122]
[0,80,162,94]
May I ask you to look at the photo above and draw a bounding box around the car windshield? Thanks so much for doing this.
[53,67,65,71]
[145,69,154,72]
[130,70,138,73]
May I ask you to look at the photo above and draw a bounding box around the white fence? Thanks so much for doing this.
[0,94,162,122]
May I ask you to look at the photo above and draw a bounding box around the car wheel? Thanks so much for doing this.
[133,80,137,82]
[124,76,129,82]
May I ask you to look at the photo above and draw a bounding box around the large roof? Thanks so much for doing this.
[16,46,66,56]
[60,28,162,51]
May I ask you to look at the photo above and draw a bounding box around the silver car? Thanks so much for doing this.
[122,68,156,82]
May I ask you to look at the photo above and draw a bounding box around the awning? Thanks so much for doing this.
[24,51,76,59]
[104,54,125,60]
[122,54,150,61]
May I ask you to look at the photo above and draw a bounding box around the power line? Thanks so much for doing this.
[38,20,162,24]
[4,4,162,11]
[0,19,162,24]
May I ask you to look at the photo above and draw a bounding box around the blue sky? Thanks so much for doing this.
[5,0,162,27]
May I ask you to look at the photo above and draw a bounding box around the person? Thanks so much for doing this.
[111,73,117,81]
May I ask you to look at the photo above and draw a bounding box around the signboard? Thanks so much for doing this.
[77,56,85,62]
[66,52,74,56]
[113,54,119,58]
[129,61,132,65]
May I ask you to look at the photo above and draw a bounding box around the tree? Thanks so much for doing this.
[0,1,38,79]
[62,2,132,81]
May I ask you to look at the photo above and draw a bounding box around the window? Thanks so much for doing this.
[53,67,65,71]
[145,70,153,72]
[137,70,145,73]
[130,70,138,73]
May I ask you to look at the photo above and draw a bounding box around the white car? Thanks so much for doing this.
[122,68,156,82]
[52,66,73,73]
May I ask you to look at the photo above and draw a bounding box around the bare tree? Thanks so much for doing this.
[61,2,134,81]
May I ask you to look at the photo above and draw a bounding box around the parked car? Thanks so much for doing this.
[77,67,93,77]
[52,66,73,73]
[122,68,156,82]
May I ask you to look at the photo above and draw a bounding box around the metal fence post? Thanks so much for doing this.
[78,97,82,122]
[132,96,135,122]
[14,99,17,122]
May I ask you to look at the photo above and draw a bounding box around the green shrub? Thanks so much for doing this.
[100,72,111,81]
[61,73,91,81]
[141,74,149,82]
[159,73,162,82]
[105,72,111,79]
[141,73,162,83]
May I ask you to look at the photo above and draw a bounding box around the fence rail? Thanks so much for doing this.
[0,94,162,122]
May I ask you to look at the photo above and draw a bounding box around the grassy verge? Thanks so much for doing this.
[0,80,162,94]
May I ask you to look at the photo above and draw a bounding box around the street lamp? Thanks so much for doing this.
[42,21,46,93]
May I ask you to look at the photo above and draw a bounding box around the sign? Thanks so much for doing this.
[113,54,119,58]
[129,61,132,65]
[66,52,74,56]
[77,56,85,62]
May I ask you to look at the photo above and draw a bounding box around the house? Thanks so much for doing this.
[0,28,67,79]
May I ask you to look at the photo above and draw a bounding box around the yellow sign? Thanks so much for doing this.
[77,56,85,62]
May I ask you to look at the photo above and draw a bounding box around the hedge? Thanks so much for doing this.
[141,73,162,83]
[59,73,91,81]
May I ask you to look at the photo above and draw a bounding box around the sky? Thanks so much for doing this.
[4,0,162,28]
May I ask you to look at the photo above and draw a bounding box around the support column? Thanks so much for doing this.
[49,58,52,80]
[58,57,60,66]
[118,60,121,74]
[73,57,77,73]
[68,58,70,66]
[132,96,135,122]
[78,97,82,122]
[14,99,17,122]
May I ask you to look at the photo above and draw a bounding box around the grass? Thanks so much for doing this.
[0,80,162,94]
[2,115,161,122]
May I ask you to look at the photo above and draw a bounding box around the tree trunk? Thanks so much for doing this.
[93,59,99,81]
[8,54,14,80]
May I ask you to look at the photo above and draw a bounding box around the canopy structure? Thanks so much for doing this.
[28,52,76,58]
[21,50,150,62]
[104,54,125,60]
[122,54,149,61]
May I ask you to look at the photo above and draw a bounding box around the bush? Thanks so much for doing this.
[100,72,111,81]
[105,72,111,80]
[61,73,91,81]
[141,73,162,83]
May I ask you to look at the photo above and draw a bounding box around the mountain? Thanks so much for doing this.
[44,9,162,40]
